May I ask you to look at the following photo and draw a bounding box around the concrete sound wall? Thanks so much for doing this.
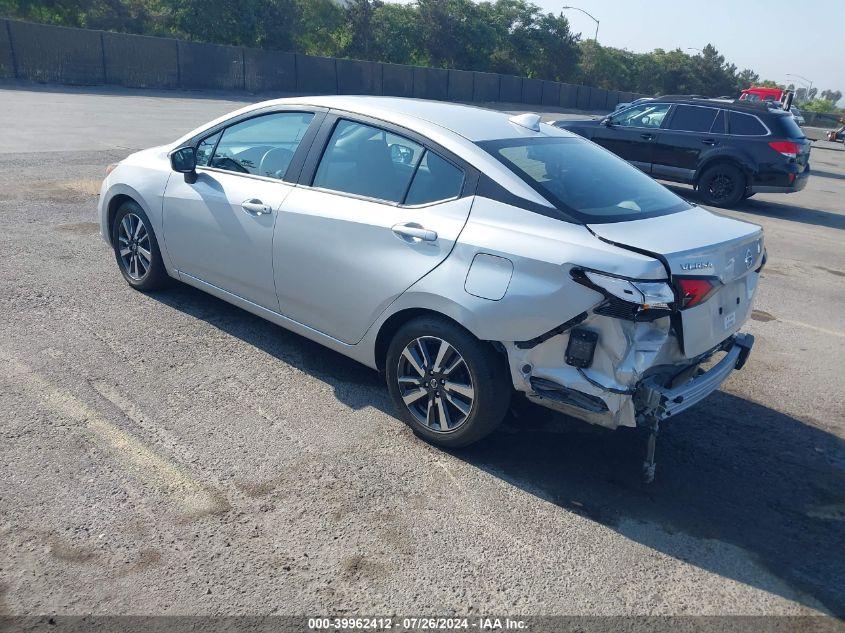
[103,32,178,88]
[413,66,448,101]
[381,63,414,97]
[0,20,15,79]
[8,20,104,84]
[178,40,243,90]
[244,47,296,93]
[1,19,634,113]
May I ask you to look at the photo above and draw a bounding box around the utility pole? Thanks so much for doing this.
[562,6,600,43]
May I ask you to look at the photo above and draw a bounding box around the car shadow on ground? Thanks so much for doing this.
[664,184,845,231]
[150,282,845,616]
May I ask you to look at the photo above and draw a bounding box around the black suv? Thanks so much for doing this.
[552,96,811,207]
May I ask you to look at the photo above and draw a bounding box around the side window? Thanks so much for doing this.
[196,131,221,167]
[405,151,465,205]
[729,112,767,136]
[710,110,726,134]
[313,119,424,203]
[209,112,314,179]
[610,103,670,128]
[668,106,719,132]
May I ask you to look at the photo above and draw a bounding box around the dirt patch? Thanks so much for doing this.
[814,265,845,278]
[120,548,162,575]
[751,310,777,323]
[55,221,99,235]
[36,179,101,203]
[340,554,383,581]
[47,536,100,564]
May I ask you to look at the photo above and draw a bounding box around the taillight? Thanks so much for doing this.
[768,141,800,158]
[676,277,719,309]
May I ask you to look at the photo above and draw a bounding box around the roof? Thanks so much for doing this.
[270,95,572,143]
[646,95,788,115]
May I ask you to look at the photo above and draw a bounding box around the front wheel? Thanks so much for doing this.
[111,201,170,291]
[385,316,512,448]
[697,164,746,207]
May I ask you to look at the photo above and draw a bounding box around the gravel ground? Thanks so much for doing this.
[0,85,843,619]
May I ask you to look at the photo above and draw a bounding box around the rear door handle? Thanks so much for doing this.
[701,138,718,146]
[391,223,438,242]
[241,199,272,216]
[640,133,654,140]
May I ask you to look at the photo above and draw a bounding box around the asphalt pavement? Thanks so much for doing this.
[0,84,843,619]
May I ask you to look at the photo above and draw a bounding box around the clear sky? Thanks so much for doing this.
[396,0,844,104]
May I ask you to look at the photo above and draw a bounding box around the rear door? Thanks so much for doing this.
[592,102,671,172]
[272,114,475,344]
[652,105,724,183]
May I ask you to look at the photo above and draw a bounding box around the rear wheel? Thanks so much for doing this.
[697,164,746,207]
[385,316,511,448]
[111,201,170,291]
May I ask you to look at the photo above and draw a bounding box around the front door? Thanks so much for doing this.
[593,102,671,172]
[163,111,317,310]
[273,117,473,344]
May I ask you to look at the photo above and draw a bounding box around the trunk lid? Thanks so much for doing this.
[588,206,764,357]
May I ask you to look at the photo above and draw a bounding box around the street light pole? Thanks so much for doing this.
[786,73,814,101]
[562,5,600,43]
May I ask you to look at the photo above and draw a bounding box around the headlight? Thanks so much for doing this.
[573,269,675,321]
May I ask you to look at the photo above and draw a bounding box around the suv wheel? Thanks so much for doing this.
[385,316,511,448]
[697,164,746,207]
[111,200,170,291]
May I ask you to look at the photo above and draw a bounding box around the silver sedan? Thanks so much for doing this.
[99,96,764,481]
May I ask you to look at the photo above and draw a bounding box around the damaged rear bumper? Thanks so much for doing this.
[508,318,754,428]
[636,333,754,421]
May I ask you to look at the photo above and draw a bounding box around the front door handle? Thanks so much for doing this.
[392,223,438,243]
[701,138,718,146]
[241,199,272,216]
[640,133,654,140]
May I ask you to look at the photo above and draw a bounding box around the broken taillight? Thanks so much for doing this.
[675,277,719,309]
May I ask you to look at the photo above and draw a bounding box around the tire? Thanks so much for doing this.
[385,316,512,448]
[741,191,756,201]
[697,163,746,207]
[111,200,170,291]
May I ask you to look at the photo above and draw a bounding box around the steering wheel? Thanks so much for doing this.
[258,147,294,179]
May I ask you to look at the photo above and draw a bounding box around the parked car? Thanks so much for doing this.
[790,106,805,126]
[613,96,652,112]
[100,97,765,481]
[552,96,810,207]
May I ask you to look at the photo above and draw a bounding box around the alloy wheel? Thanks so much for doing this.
[117,213,151,280]
[396,336,475,433]
[708,173,733,202]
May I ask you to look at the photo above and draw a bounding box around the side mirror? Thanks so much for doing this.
[169,146,197,183]
[600,117,612,127]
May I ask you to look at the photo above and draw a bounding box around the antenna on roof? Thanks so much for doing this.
[509,113,541,132]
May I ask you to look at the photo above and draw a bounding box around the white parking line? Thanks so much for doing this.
[4,354,229,518]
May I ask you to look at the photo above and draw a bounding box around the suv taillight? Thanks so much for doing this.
[675,277,719,309]
[768,141,800,158]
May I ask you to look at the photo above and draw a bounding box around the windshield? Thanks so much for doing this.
[479,137,692,223]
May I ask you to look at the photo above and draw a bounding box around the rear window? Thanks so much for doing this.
[479,137,692,223]
[669,105,719,132]
[776,113,806,138]
[729,112,768,136]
